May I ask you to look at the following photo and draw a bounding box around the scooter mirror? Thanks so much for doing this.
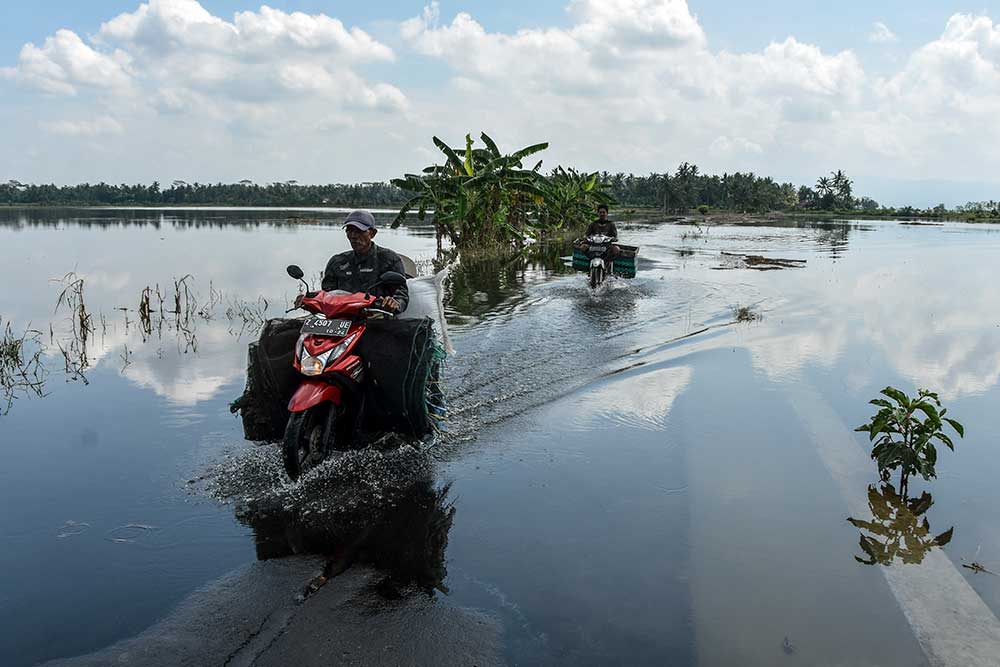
[378,271,406,286]
[286,265,305,280]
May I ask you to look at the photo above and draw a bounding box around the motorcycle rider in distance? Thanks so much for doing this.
[320,210,409,313]
[576,204,621,267]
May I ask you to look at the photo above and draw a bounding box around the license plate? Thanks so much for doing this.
[589,245,607,253]
[301,318,351,337]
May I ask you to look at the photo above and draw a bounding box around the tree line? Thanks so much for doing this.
[4,168,996,220]
[597,165,867,213]
[0,180,409,208]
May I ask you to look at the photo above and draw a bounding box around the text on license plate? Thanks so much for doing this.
[301,318,351,337]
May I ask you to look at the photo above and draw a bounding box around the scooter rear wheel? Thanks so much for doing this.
[282,405,334,480]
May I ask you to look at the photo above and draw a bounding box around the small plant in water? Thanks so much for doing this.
[855,386,964,497]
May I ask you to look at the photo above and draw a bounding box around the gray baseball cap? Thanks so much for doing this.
[343,209,376,231]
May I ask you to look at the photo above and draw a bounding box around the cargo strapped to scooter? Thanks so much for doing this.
[571,243,639,278]
[231,316,445,442]
[230,318,304,442]
[357,317,444,438]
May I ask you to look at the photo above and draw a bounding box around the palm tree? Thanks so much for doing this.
[816,176,832,196]
[831,170,853,208]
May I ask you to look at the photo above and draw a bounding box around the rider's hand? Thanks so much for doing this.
[378,296,401,313]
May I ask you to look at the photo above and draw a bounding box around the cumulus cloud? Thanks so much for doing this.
[401,1,864,173]
[87,0,404,109]
[869,22,898,44]
[2,29,132,95]
[99,0,394,62]
[866,13,1000,178]
[3,0,405,135]
[398,4,1000,191]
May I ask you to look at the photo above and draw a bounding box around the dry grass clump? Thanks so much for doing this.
[733,304,761,323]
[0,319,46,414]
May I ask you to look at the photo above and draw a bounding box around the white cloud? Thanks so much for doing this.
[865,13,1000,178]
[98,0,394,63]
[3,0,405,137]
[400,1,863,175]
[869,22,898,44]
[397,4,1000,192]
[43,116,125,137]
[87,0,404,109]
[709,136,763,156]
[2,29,132,95]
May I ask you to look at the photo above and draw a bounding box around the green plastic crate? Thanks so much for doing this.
[571,244,638,278]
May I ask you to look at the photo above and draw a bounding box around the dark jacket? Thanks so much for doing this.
[585,220,618,239]
[321,243,409,312]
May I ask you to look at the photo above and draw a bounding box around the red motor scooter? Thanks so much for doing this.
[281,264,406,480]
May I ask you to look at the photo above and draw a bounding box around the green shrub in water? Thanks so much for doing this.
[855,386,964,496]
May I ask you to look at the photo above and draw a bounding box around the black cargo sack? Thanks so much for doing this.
[231,316,442,442]
[357,317,440,438]
[230,318,303,441]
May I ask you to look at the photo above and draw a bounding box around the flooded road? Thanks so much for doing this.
[3,208,1000,665]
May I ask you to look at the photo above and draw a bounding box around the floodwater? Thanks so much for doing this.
[2,208,1000,665]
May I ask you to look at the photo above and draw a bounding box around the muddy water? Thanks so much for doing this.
[2,208,1000,665]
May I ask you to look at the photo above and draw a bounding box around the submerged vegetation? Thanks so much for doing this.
[855,387,964,497]
[1,272,274,414]
[0,318,46,414]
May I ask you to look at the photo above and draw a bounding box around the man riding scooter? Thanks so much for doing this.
[575,204,621,269]
[320,210,409,313]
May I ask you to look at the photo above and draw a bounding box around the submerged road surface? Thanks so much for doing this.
[44,558,503,667]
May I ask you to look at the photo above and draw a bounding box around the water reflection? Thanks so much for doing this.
[240,477,455,595]
[442,243,573,326]
[847,484,953,566]
[0,207,416,231]
[742,224,1000,399]
[808,220,854,258]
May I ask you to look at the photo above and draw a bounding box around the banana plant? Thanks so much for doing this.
[535,167,615,233]
[392,132,595,248]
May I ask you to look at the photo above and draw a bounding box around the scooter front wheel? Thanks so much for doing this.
[589,265,604,289]
[282,405,333,480]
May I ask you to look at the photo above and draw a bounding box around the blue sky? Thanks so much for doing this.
[3,0,1000,205]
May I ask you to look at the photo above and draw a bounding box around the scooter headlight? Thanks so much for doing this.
[299,333,358,376]
[300,349,333,376]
